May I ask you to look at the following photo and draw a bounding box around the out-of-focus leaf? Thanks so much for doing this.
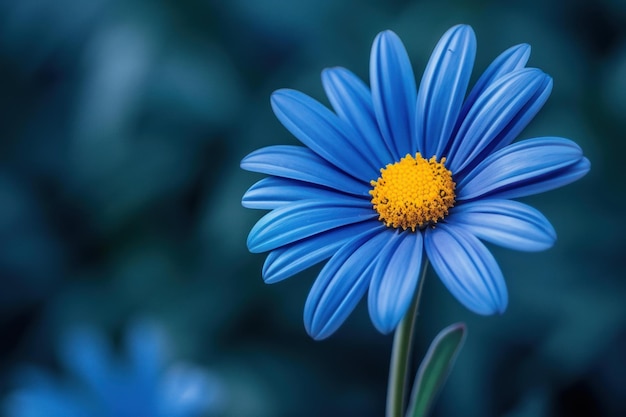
[406,323,466,417]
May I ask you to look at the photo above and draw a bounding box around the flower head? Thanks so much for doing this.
[242,25,590,340]
[4,320,221,417]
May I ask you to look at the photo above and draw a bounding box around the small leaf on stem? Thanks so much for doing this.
[405,322,466,417]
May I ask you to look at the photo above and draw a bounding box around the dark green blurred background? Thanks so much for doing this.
[0,0,624,416]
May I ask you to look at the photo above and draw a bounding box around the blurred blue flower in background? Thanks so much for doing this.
[4,320,221,417]
[242,24,590,340]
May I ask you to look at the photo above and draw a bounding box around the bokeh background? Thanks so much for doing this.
[0,0,624,416]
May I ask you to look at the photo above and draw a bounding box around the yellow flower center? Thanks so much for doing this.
[369,153,456,231]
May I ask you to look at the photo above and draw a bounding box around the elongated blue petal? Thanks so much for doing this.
[492,157,590,199]
[416,24,476,158]
[459,43,530,120]
[304,230,392,340]
[457,137,589,200]
[322,67,394,167]
[487,75,552,155]
[450,199,556,251]
[425,224,507,315]
[125,321,165,382]
[448,69,552,173]
[271,89,378,180]
[247,199,376,253]
[59,328,112,396]
[243,177,364,210]
[370,30,416,159]
[5,389,85,417]
[368,231,423,334]
[262,221,384,283]
[241,145,367,196]
[158,365,218,416]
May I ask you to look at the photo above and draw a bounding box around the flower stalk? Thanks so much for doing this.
[386,260,429,417]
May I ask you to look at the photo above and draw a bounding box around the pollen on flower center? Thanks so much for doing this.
[369,153,456,232]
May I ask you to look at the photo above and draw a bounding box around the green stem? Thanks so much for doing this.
[385,259,429,417]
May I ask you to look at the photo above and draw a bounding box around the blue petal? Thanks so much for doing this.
[457,137,589,200]
[124,320,165,383]
[416,24,476,158]
[494,157,590,199]
[59,327,112,393]
[370,30,417,159]
[247,198,377,253]
[271,89,378,180]
[5,388,87,417]
[241,145,368,196]
[262,220,384,283]
[458,43,530,121]
[322,67,394,167]
[448,69,552,174]
[368,231,423,334]
[158,364,219,416]
[489,157,590,200]
[449,199,556,251]
[304,229,392,340]
[242,177,363,210]
[481,74,552,156]
[425,224,508,315]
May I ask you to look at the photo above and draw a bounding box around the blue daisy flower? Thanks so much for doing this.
[4,320,221,417]
[241,24,590,340]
